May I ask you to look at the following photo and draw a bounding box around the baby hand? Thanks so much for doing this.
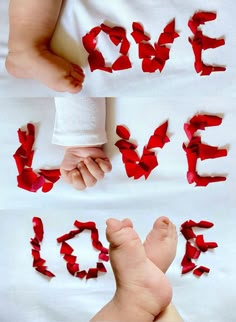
[60,146,112,190]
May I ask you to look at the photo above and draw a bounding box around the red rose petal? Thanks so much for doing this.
[30,237,41,251]
[186,241,201,259]
[181,254,197,274]
[115,139,137,150]
[206,242,218,249]
[181,227,196,240]
[82,32,97,53]
[86,268,98,279]
[193,266,210,276]
[147,121,170,149]
[32,175,46,192]
[97,262,107,273]
[116,125,130,140]
[112,55,132,71]
[35,266,55,278]
[195,235,208,252]
[33,217,44,242]
[57,229,81,243]
[60,242,74,255]
[131,22,150,43]
[67,263,79,276]
[33,257,46,267]
[98,252,109,262]
[42,182,54,193]
[194,175,226,187]
[32,249,40,260]
[63,254,77,265]
[88,50,112,73]
[125,162,138,177]
[196,221,214,228]
[139,43,156,58]
[76,270,87,279]
[74,221,96,230]
[122,149,140,163]
[142,58,161,73]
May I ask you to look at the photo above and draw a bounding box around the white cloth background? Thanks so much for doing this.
[0,97,236,322]
[0,0,236,97]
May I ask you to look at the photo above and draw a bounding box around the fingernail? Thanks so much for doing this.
[72,64,84,74]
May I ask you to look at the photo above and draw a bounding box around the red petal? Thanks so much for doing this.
[195,235,208,252]
[125,162,138,177]
[180,227,196,240]
[82,32,97,53]
[33,257,46,267]
[97,262,107,272]
[57,229,81,243]
[194,175,226,187]
[76,270,87,279]
[67,263,79,276]
[142,58,162,73]
[35,266,55,278]
[32,217,44,242]
[131,22,150,43]
[206,242,218,249]
[30,237,41,251]
[181,254,197,274]
[32,175,45,192]
[196,221,214,228]
[60,242,74,255]
[120,37,130,55]
[138,43,156,58]
[115,139,137,150]
[32,249,40,260]
[193,266,210,276]
[42,182,54,193]
[86,268,98,279]
[121,149,140,163]
[88,50,112,73]
[116,125,130,140]
[98,252,109,262]
[112,55,132,71]
[74,221,96,230]
[186,241,201,259]
[63,254,77,264]
[38,169,61,183]
[198,144,227,160]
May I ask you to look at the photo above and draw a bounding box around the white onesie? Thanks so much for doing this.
[52,96,107,147]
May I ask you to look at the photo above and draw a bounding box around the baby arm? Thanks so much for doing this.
[53,97,112,190]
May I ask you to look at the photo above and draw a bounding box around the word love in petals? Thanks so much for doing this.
[115,114,228,187]
[82,11,225,75]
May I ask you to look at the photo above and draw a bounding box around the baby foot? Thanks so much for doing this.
[5,46,84,93]
[144,216,178,273]
[106,218,172,320]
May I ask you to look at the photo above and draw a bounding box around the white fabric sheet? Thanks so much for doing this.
[0,0,236,97]
[0,98,236,322]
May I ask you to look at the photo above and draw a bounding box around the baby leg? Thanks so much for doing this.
[91,218,172,322]
[6,0,84,93]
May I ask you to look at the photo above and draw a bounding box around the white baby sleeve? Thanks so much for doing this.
[52,97,107,146]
